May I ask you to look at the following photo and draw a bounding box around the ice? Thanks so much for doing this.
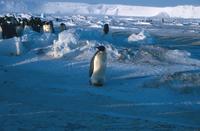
[1,13,200,130]
[134,21,152,25]
[1,1,200,18]
[50,29,79,58]
[154,12,170,18]
[41,2,200,18]
[128,30,146,42]
[18,13,32,19]
[0,37,26,56]
[49,29,121,61]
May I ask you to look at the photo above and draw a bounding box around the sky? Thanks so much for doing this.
[47,0,200,7]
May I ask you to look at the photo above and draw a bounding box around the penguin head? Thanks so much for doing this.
[96,46,106,52]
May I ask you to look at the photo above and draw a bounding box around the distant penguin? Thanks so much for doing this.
[16,24,24,37]
[162,18,164,23]
[89,46,107,86]
[60,23,67,32]
[0,26,2,39]
[49,21,55,33]
[103,24,109,34]
[43,22,52,33]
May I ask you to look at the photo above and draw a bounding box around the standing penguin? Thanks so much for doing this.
[43,21,53,33]
[0,25,2,39]
[89,46,107,86]
[103,24,109,34]
[60,23,67,32]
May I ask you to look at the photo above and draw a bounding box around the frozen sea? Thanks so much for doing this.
[1,14,200,130]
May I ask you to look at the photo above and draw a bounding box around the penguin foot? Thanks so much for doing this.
[89,80,104,87]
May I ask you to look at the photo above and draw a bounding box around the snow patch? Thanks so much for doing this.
[128,30,146,42]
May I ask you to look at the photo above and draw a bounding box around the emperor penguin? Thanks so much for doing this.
[0,25,2,39]
[16,24,24,37]
[103,24,109,34]
[89,46,107,86]
[43,22,53,33]
[60,23,67,32]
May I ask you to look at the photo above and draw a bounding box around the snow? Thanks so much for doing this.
[0,1,200,18]
[154,12,171,18]
[0,37,26,56]
[50,29,80,58]
[1,13,200,130]
[128,30,146,42]
[41,2,200,18]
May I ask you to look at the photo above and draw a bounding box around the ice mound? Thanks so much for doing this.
[49,29,97,59]
[50,29,84,58]
[119,45,200,66]
[21,27,56,50]
[39,33,57,47]
[151,70,200,89]
[48,28,200,67]
[0,37,26,56]
[154,12,170,18]
[105,44,121,62]
[128,30,146,42]
[49,29,121,61]
[164,49,192,64]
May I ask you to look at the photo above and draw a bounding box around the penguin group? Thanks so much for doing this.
[0,15,68,39]
[0,15,23,39]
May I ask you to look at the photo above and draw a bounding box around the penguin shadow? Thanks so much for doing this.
[105,66,154,88]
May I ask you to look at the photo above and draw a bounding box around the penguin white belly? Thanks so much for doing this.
[0,26,2,39]
[43,24,52,33]
[91,52,107,86]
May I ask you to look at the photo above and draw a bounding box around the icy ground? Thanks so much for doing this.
[1,15,200,130]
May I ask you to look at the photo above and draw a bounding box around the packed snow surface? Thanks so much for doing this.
[1,14,200,130]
